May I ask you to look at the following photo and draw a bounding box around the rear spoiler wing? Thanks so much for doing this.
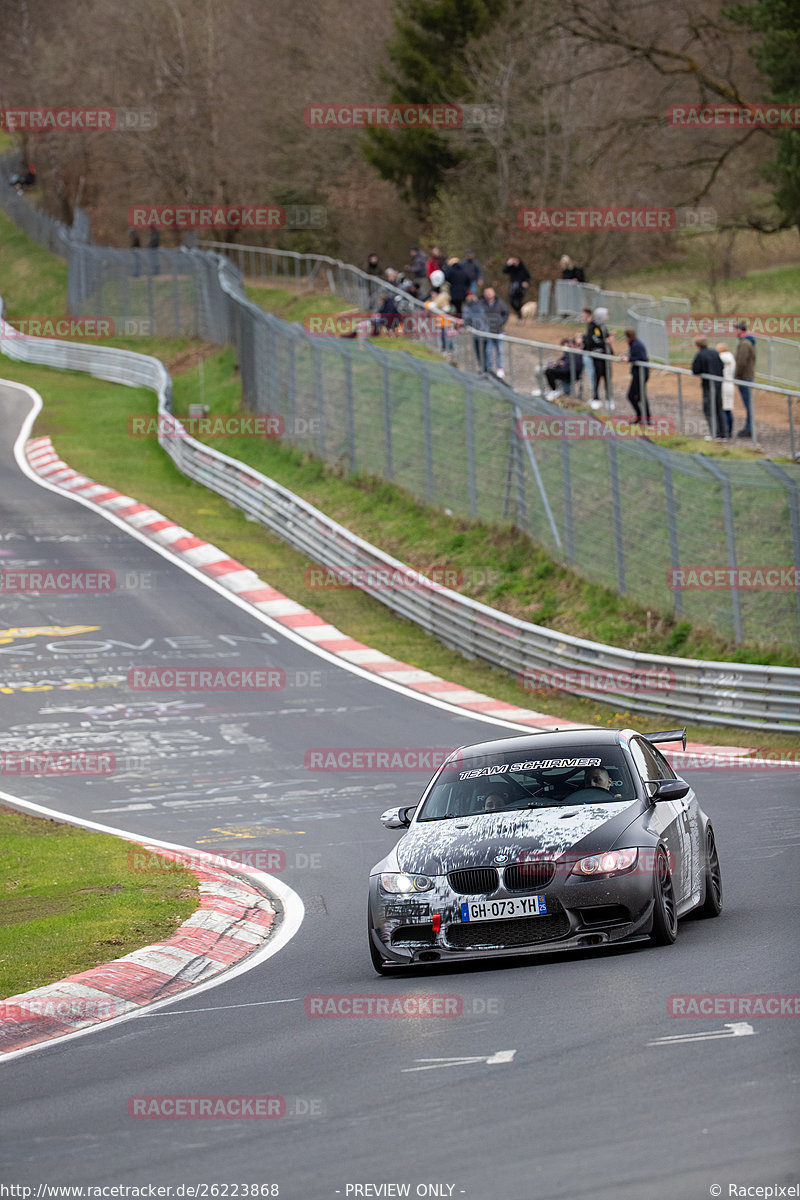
[648,728,687,751]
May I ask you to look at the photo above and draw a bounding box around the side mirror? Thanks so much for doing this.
[652,779,690,802]
[380,806,415,829]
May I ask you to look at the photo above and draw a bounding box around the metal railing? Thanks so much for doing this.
[2,307,798,730]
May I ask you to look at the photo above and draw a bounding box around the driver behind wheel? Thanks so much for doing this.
[479,792,507,812]
[584,766,621,798]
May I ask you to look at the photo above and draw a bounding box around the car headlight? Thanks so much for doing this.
[379,872,433,894]
[570,848,638,877]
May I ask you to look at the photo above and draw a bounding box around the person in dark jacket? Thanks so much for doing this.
[147,225,160,275]
[734,321,756,437]
[692,338,725,438]
[444,257,470,316]
[545,339,584,397]
[502,255,531,321]
[623,329,651,423]
[559,254,586,283]
[461,249,483,293]
[462,290,489,371]
[482,287,509,376]
[585,307,614,407]
[372,292,400,335]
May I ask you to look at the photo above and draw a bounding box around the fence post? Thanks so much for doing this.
[789,395,797,460]
[286,336,296,439]
[761,460,800,645]
[560,439,575,564]
[421,368,434,503]
[662,458,683,617]
[344,351,356,473]
[607,438,625,594]
[465,378,477,518]
[698,457,742,643]
[382,358,393,481]
[313,341,326,456]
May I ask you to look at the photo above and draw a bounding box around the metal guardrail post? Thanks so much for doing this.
[761,460,800,644]
[607,438,625,595]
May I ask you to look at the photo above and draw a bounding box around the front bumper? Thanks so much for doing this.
[368,868,656,966]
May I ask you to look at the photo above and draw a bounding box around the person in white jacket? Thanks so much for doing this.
[717,342,736,439]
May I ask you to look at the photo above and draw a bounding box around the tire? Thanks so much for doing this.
[696,826,723,918]
[649,846,678,945]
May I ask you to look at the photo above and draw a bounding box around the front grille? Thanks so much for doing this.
[445,911,570,950]
[504,861,555,890]
[448,867,499,895]
[391,924,436,947]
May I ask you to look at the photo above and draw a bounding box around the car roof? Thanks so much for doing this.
[451,728,638,759]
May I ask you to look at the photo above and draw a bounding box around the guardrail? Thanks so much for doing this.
[2,301,798,731]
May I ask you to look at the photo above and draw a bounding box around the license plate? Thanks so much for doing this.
[460,895,547,922]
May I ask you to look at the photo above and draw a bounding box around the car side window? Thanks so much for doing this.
[630,737,670,795]
[649,744,676,780]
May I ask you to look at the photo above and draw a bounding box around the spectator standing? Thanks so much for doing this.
[410,247,427,281]
[461,249,483,293]
[691,338,725,439]
[129,227,141,277]
[444,256,469,317]
[366,253,381,275]
[734,321,756,438]
[482,286,509,376]
[426,269,455,355]
[462,289,489,372]
[717,342,736,438]
[580,306,595,395]
[623,329,651,423]
[559,254,586,283]
[585,307,614,408]
[147,225,160,275]
[502,255,531,322]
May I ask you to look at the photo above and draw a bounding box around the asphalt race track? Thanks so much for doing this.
[1,380,798,1200]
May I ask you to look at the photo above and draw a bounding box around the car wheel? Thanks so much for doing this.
[649,846,678,945]
[696,826,723,918]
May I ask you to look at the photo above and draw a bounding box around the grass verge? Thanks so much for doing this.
[0,804,199,998]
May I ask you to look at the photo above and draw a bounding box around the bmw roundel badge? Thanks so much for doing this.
[494,853,509,864]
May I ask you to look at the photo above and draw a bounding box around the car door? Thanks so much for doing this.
[631,736,694,907]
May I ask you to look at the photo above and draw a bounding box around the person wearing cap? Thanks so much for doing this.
[461,249,483,293]
[734,321,756,437]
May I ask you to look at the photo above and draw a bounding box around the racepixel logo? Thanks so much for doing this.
[516,416,675,441]
[666,313,800,337]
[667,994,800,1017]
[128,1096,285,1119]
[305,104,499,129]
[0,570,153,594]
[304,749,455,772]
[517,206,716,232]
[128,667,286,691]
[127,414,285,439]
[127,205,326,230]
[0,997,126,1021]
[667,103,800,129]
[667,567,800,590]
[518,666,676,696]
[0,751,115,775]
[0,107,156,132]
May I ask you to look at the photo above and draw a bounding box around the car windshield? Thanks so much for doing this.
[416,745,635,822]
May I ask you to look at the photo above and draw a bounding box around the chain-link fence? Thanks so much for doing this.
[1,184,798,648]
